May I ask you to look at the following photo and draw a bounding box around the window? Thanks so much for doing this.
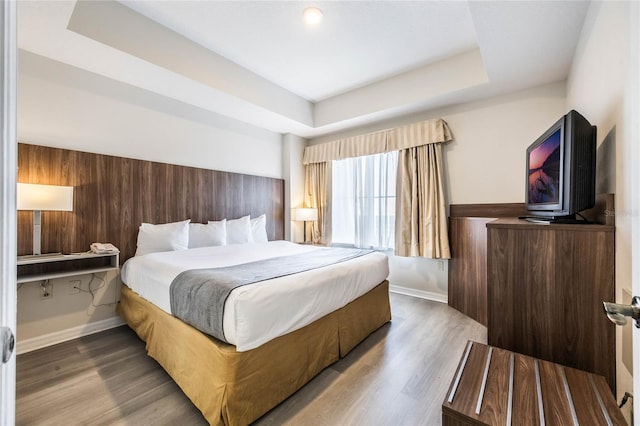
[331,151,397,249]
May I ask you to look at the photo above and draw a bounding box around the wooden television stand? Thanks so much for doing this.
[486,218,615,393]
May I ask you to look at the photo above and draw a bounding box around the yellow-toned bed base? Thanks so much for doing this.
[117,281,391,426]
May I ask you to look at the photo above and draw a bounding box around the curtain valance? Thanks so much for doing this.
[302,118,452,164]
[301,140,341,165]
[387,118,452,151]
[339,131,387,159]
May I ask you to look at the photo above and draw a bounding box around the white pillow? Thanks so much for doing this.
[190,220,226,248]
[226,215,252,244]
[250,214,268,243]
[135,219,190,256]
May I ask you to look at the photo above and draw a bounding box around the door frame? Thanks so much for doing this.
[0,0,17,424]
[631,1,640,422]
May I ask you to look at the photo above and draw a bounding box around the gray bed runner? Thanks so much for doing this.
[169,247,373,343]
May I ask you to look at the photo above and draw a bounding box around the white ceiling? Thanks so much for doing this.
[17,0,591,138]
[120,1,479,102]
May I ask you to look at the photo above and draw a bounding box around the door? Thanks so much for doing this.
[0,0,17,424]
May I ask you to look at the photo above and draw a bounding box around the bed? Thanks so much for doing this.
[117,239,391,425]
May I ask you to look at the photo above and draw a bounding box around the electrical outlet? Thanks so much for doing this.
[40,282,53,300]
[69,280,81,295]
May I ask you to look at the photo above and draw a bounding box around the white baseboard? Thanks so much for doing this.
[389,284,448,304]
[17,316,125,355]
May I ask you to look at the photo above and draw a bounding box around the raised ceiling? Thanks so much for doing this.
[18,1,590,138]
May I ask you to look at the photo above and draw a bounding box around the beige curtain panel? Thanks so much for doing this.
[304,162,332,244]
[302,118,452,164]
[395,143,451,259]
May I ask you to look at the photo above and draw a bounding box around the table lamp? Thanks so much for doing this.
[17,183,74,256]
[292,208,318,243]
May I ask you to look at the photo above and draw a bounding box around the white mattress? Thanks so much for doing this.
[120,240,389,351]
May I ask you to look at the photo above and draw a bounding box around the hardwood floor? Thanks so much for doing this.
[16,293,486,425]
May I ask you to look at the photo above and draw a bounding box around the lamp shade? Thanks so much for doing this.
[292,208,318,222]
[17,183,74,211]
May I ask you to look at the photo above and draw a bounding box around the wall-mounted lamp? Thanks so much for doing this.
[17,183,74,256]
[292,207,318,243]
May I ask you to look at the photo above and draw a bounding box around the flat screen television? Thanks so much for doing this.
[525,110,596,222]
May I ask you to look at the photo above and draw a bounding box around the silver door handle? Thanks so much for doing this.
[603,296,640,327]
[0,327,14,363]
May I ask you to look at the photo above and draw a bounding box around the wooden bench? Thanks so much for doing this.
[442,341,626,425]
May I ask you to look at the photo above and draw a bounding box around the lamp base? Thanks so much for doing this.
[303,221,307,243]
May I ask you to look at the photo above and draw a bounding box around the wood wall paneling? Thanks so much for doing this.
[447,218,491,325]
[580,193,616,226]
[449,203,527,219]
[17,143,285,262]
[447,203,527,326]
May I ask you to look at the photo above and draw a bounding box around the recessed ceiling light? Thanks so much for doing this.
[303,7,323,26]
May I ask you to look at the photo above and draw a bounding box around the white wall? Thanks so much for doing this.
[566,1,633,420]
[18,51,283,179]
[443,83,568,205]
[282,134,308,242]
[311,82,567,299]
[16,270,121,353]
[313,82,567,205]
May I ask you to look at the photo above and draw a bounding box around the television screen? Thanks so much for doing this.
[528,129,561,204]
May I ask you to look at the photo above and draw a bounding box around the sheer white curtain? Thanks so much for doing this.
[332,151,397,249]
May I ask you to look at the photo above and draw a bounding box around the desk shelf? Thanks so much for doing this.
[17,252,119,283]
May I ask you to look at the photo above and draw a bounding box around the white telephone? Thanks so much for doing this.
[90,243,119,254]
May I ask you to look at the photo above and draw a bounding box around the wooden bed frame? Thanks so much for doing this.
[117,281,391,425]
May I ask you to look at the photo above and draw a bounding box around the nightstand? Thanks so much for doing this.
[17,252,119,283]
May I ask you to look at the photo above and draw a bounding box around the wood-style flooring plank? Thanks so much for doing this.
[16,293,487,425]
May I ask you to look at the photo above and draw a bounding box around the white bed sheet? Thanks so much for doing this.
[120,240,389,351]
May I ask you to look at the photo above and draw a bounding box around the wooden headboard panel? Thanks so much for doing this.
[17,143,285,262]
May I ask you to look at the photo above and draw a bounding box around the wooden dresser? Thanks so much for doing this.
[442,341,625,425]
[486,218,616,392]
